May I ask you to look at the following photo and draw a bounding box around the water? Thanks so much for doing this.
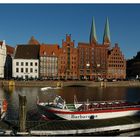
[1,86,140,120]
[1,86,140,136]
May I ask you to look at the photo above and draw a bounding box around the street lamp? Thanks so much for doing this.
[86,63,90,80]
[93,63,101,81]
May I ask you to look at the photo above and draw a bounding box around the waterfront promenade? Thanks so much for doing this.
[0,80,140,87]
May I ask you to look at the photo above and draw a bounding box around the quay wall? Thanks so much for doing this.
[0,80,140,87]
[30,122,140,136]
[2,122,140,136]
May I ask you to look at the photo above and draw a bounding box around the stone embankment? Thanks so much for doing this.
[0,80,140,87]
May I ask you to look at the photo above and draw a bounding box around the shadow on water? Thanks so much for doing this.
[125,87,140,102]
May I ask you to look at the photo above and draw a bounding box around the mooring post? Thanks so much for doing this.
[19,94,27,132]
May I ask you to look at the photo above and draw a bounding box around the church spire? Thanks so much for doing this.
[103,17,111,45]
[90,17,97,44]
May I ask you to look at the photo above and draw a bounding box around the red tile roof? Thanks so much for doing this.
[0,41,3,46]
[40,44,60,57]
[78,42,90,47]
[6,45,15,55]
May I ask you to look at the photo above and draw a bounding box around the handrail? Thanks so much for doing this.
[75,100,126,105]
[78,105,140,112]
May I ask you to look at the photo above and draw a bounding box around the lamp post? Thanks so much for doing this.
[94,63,100,81]
[86,63,90,80]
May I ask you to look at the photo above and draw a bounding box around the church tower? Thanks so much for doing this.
[90,17,97,45]
[103,17,111,45]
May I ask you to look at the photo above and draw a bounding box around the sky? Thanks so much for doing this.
[0,4,140,59]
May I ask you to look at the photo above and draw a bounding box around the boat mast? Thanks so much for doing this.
[74,95,78,104]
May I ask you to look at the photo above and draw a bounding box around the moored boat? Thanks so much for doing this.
[37,95,140,120]
[0,99,8,120]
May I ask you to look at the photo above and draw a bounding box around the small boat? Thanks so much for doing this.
[41,87,53,91]
[41,87,62,91]
[37,95,140,120]
[0,99,8,120]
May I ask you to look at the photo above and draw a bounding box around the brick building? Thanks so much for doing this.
[40,44,59,80]
[78,18,109,80]
[78,17,126,80]
[58,34,78,80]
[10,18,126,81]
[107,43,126,79]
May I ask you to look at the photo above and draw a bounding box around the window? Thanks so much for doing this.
[30,62,33,66]
[21,68,23,73]
[21,62,24,66]
[35,62,38,66]
[26,62,28,66]
[26,68,28,73]
[16,68,19,72]
[35,69,37,73]
[30,68,33,73]
[16,62,19,66]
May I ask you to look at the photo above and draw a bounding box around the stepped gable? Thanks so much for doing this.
[28,36,40,45]
[14,44,40,59]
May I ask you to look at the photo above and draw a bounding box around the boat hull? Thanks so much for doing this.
[37,104,140,120]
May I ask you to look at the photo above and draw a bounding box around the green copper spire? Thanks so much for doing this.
[103,17,111,44]
[90,17,97,44]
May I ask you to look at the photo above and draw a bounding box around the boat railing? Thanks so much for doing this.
[76,99,126,105]
[97,104,140,110]
[77,104,140,111]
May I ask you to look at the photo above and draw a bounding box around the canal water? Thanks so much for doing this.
[0,86,140,120]
[1,86,140,136]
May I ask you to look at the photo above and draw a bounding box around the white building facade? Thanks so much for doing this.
[13,59,39,79]
[0,40,7,78]
[12,44,40,79]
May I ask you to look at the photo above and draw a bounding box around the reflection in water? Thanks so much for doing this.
[0,86,140,120]
[57,87,127,103]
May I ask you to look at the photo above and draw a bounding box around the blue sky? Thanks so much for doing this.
[0,4,140,59]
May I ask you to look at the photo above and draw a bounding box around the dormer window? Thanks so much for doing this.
[44,51,46,55]
[52,52,55,56]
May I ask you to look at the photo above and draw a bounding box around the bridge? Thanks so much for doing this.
[62,81,101,87]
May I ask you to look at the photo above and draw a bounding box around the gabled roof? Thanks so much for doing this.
[14,45,40,59]
[78,42,90,47]
[40,44,59,56]
[0,41,3,46]
[6,45,15,55]
[28,36,40,45]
